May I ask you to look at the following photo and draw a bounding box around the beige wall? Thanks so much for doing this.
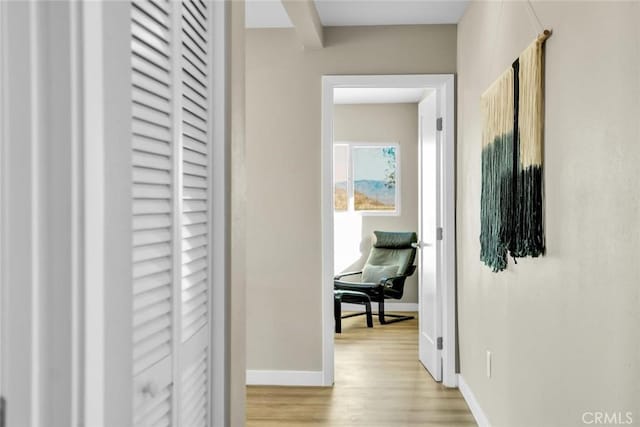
[333,103,419,304]
[246,25,456,371]
[457,2,640,426]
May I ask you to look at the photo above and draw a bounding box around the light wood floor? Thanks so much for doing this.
[246,313,476,427]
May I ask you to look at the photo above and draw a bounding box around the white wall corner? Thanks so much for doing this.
[246,370,325,387]
[457,374,491,427]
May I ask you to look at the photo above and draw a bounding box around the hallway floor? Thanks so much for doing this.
[246,312,476,426]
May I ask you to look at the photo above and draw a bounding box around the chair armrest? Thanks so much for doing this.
[334,271,362,280]
[380,274,411,286]
[334,280,381,292]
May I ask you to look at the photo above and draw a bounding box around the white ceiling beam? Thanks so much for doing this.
[281,0,324,49]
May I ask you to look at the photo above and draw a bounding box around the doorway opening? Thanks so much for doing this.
[321,75,456,387]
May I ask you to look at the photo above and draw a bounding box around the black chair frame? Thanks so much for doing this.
[334,265,416,325]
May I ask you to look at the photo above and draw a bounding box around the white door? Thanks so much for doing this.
[417,91,443,382]
[131,1,211,425]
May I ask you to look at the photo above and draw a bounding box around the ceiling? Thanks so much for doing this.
[333,87,432,104]
[246,0,470,28]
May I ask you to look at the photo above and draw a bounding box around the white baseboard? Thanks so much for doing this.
[246,370,325,386]
[341,302,418,312]
[458,374,490,427]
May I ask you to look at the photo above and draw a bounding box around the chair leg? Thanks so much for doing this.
[365,300,373,328]
[334,296,341,333]
[377,298,414,325]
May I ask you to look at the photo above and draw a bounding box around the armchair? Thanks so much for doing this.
[334,231,417,325]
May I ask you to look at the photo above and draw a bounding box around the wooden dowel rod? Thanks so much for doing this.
[538,29,552,42]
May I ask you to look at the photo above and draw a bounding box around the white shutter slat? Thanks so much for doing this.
[183,213,207,228]
[183,146,207,166]
[133,87,171,115]
[133,151,172,171]
[132,7,169,44]
[182,223,207,239]
[182,1,207,40]
[182,73,207,101]
[133,199,171,215]
[183,0,206,30]
[181,54,206,85]
[133,327,172,360]
[182,40,206,74]
[182,246,207,264]
[182,124,207,147]
[132,21,170,58]
[148,0,171,15]
[134,271,172,296]
[132,1,170,30]
[133,118,172,143]
[182,108,207,133]
[182,235,207,252]
[182,174,206,189]
[133,257,172,281]
[181,23,206,57]
[133,234,171,254]
[133,103,171,129]
[132,56,171,88]
[182,91,207,116]
[134,242,172,263]
[134,285,172,312]
[133,167,171,186]
[183,163,207,179]
[133,214,172,231]
[182,48,207,82]
[133,71,171,103]
[182,135,207,156]
[182,280,206,303]
[133,135,171,157]
[132,38,170,72]
[133,315,171,350]
[182,307,207,343]
[133,299,171,330]
[182,258,207,278]
[183,188,207,201]
[132,183,172,200]
[183,200,207,213]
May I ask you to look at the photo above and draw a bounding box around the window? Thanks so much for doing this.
[334,143,399,214]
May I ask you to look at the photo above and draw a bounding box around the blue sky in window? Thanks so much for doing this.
[353,147,395,181]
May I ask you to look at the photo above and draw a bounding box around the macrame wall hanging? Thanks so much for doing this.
[480,31,551,272]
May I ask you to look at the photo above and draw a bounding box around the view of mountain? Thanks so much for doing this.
[335,180,395,208]
[354,180,395,205]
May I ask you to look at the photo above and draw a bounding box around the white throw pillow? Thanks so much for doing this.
[361,265,399,284]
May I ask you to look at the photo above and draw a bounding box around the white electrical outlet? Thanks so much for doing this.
[486,350,492,378]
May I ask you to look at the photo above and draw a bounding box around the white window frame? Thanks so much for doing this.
[333,141,401,216]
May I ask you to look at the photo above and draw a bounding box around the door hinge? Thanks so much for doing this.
[1,395,6,427]
[436,227,443,241]
[437,336,443,350]
[436,117,443,131]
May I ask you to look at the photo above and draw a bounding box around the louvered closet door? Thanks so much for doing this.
[130,1,211,426]
[132,0,175,426]
[179,1,210,426]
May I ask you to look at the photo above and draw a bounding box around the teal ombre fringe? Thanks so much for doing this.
[480,133,515,272]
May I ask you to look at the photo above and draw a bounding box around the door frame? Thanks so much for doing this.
[321,74,457,387]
